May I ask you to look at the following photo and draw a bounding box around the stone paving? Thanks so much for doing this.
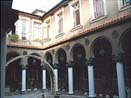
[5,91,87,98]
[5,91,43,98]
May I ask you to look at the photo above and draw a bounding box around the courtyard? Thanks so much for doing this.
[1,0,131,98]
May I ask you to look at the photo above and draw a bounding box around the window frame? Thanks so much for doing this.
[69,0,81,28]
[118,0,131,10]
[72,2,80,26]
[89,0,107,20]
[33,22,42,40]
[58,12,63,34]
[45,20,50,39]
[21,19,28,40]
[55,10,64,34]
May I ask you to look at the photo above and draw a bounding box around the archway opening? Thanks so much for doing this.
[57,48,68,91]
[27,53,42,90]
[6,52,21,92]
[72,44,87,93]
[121,29,131,89]
[93,37,116,95]
[45,52,53,89]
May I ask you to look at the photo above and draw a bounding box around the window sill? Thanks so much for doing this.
[55,32,65,38]
[90,15,108,24]
[119,4,131,12]
[71,24,83,32]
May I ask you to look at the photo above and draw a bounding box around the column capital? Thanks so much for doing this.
[53,63,59,69]
[42,65,46,70]
[66,61,73,68]
[22,65,26,70]
[88,57,95,65]
[113,53,123,62]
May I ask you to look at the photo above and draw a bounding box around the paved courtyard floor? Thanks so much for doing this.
[5,91,43,98]
[5,90,87,98]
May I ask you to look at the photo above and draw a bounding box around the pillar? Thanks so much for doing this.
[87,58,95,98]
[42,66,46,90]
[54,64,58,92]
[1,32,7,98]
[21,66,26,94]
[67,63,74,94]
[115,54,126,98]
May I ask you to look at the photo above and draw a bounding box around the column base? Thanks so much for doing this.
[88,95,96,98]
[54,95,60,98]
[68,92,74,95]
[21,91,26,94]
[42,89,48,92]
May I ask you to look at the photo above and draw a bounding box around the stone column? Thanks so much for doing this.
[54,64,58,92]
[115,54,126,98]
[87,58,96,98]
[1,32,7,98]
[21,66,26,94]
[42,66,46,90]
[67,63,74,94]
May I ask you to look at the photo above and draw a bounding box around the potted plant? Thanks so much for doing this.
[8,34,19,42]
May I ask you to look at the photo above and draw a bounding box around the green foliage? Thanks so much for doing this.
[8,34,19,42]
[33,38,42,43]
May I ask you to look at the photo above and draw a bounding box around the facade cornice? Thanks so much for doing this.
[41,0,68,19]
[19,11,41,20]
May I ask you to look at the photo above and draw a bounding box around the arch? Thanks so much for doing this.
[27,53,42,89]
[55,48,67,90]
[28,53,41,66]
[70,43,86,62]
[44,52,53,65]
[119,28,131,91]
[44,52,53,89]
[70,43,87,92]
[6,51,21,66]
[119,28,131,53]
[55,48,67,64]
[5,55,56,95]
[90,36,117,95]
[90,36,112,57]
[6,51,22,91]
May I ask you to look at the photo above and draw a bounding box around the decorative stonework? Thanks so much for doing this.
[23,51,27,55]
[66,44,70,50]
[113,53,123,62]
[88,57,95,65]
[112,30,119,39]
[42,65,46,70]
[53,63,59,69]
[52,49,55,54]
[22,65,26,69]
[85,37,90,46]
[66,61,73,68]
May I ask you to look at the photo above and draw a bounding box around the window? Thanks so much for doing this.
[118,0,131,10]
[121,0,131,6]
[44,20,50,39]
[93,0,105,18]
[33,22,41,40]
[58,13,63,34]
[21,19,27,40]
[72,2,80,26]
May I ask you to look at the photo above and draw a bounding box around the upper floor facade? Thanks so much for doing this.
[8,0,131,48]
